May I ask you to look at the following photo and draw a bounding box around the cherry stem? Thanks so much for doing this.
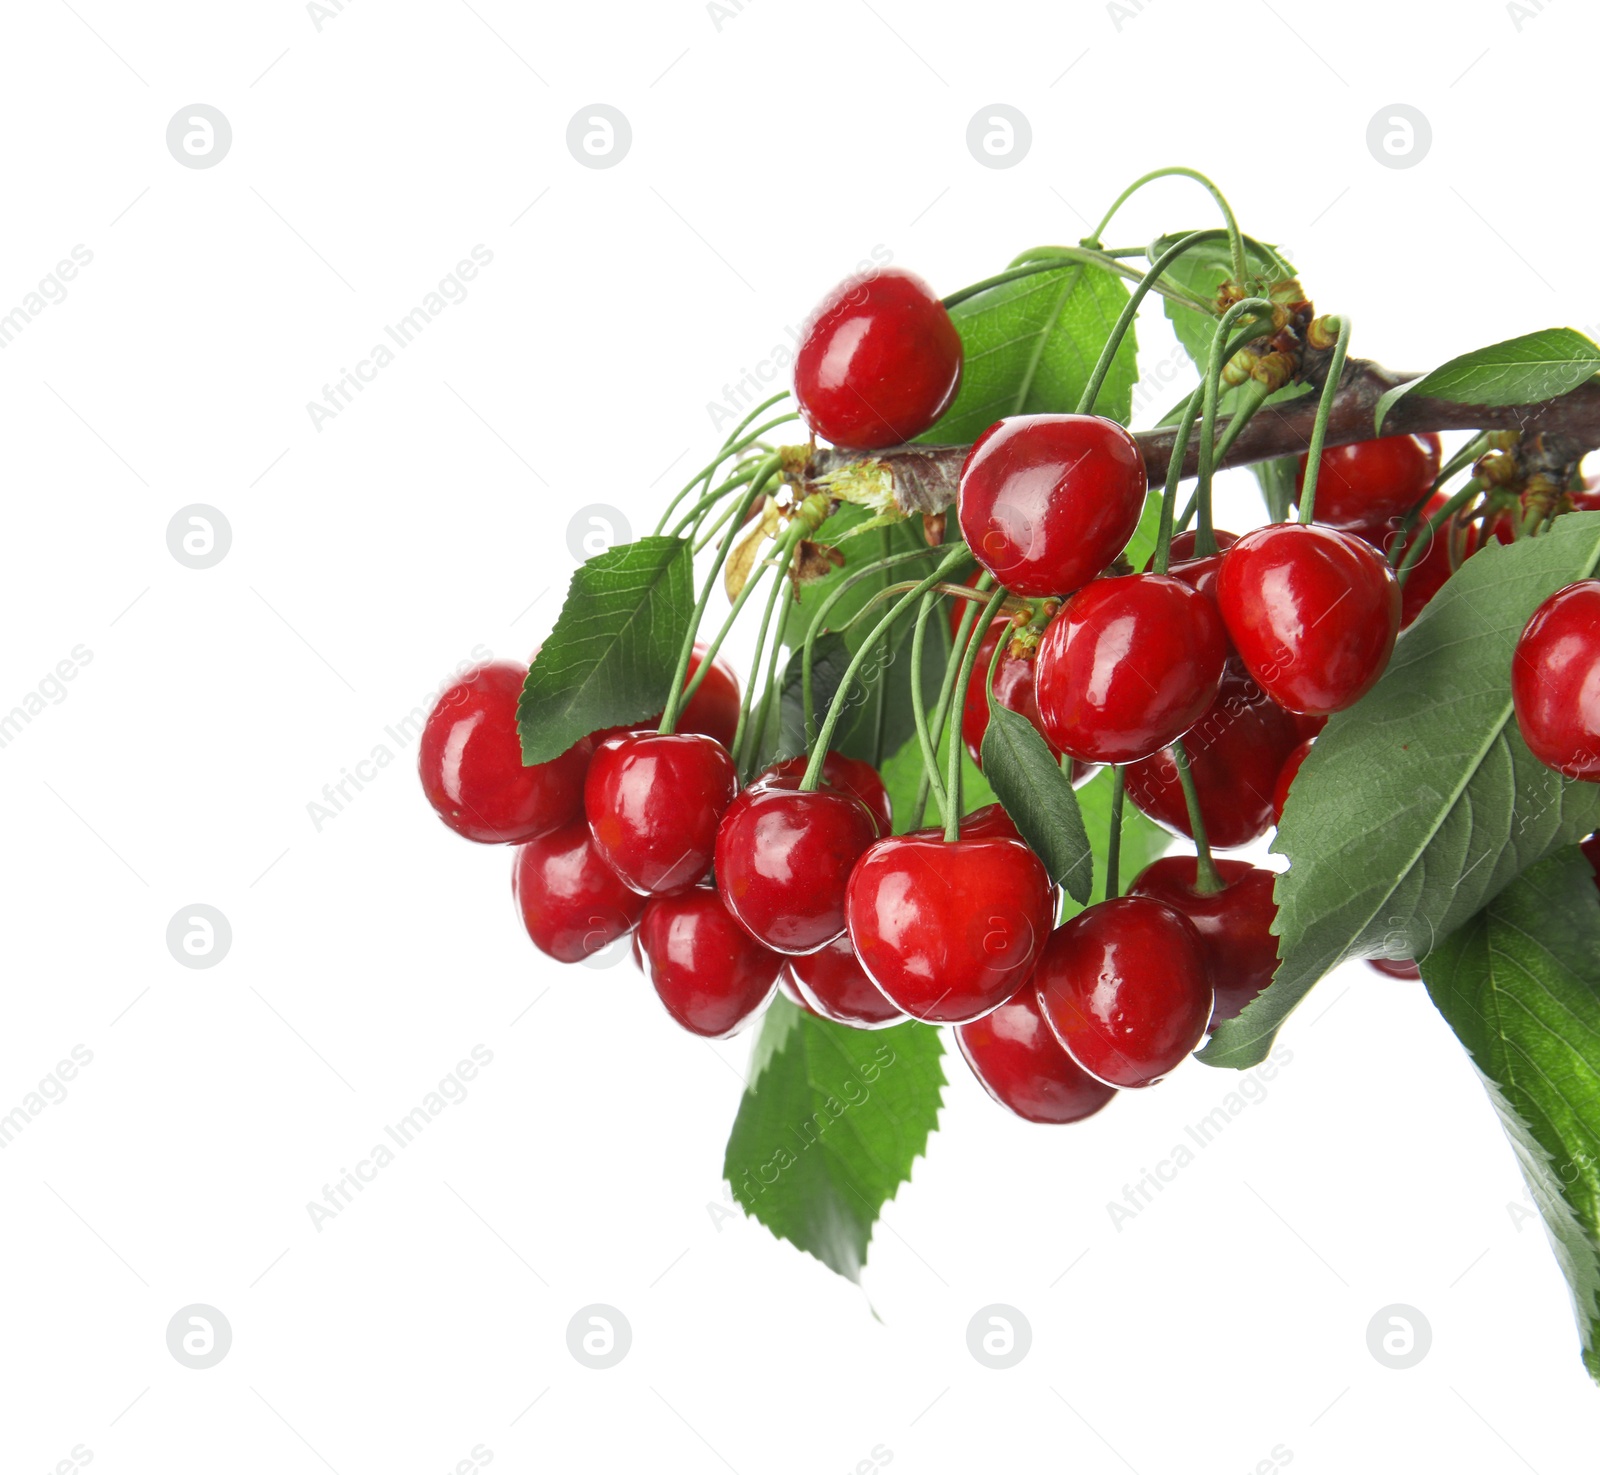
[910,575,990,830]
[1104,766,1126,901]
[1170,737,1223,895]
[945,588,1008,842]
[801,546,970,792]
[943,247,1213,316]
[1076,229,1235,417]
[1087,167,1249,286]
[1196,296,1275,552]
[801,544,953,738]
[1389,432,1493,562]
[1294,314,1353,527]
[1394,478,1483,586]
[654,395,793,535]
[667,415,800,538]
[1152,384,1207,576]
[659,456,781,734]
[909,591,951,819]
[684,462,766,550]
[732,519,807,774]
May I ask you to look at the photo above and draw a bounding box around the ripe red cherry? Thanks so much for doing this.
[512,820,646,963]
[846,821,1054,1023]
[958,414,1147,598]
[714,775,880,955]
[961,620,1060,766]
[793,266,962,449]
[1034,896,1212,1088]
[1128,856,1278,1027]
[1145,528,1239,606]
[761,751,893,836]
[1367,957,1421,979]
[1035,574,1229,764]
[1271,736,1315,825]
[585,731,737,894]
[637,885,781,1038]
[419,661,590,844]
[1296,432,1441,533]
[1124,661,1302,849]
[957,983,1117,1124]
[786,934,906,1029]
[1512,580,1600,779]
[777,969,819,1014]
[1217,523,1401,715]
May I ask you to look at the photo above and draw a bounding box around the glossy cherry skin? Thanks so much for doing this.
[1296,432,1441,533]
[957,982,1117,1124]
[1271,737,1315,826]
[1128,856,1278,1028]
[1512,580,1600,779]
[584,731,738,894]
[714,779,880,955]
[777,969,819,1015]
[1035,574,1229,764]
[419,662,590,844]
[1034,896,1212,1088]
[958,414,1148,598]
[1367,957,1421,979]
[1124,661,1302,849]
[761,752,893,836]
[846,824,1054,1024]
[1583,830,1600,888]
[1217,523,1401,715]
[961,620,1060,767]
[512,820,646,964]
[786,934,906,1029]
[1145,528,1239,607]
[793,266,962,449]
[637,885,782,1038]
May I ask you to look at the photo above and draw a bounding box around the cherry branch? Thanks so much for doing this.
[807,358,1600,515]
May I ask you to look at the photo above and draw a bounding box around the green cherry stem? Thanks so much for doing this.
[943,247,1212,315]
[909,572,991,830]
[666,416,800,538]
[800,546,970,792]
[1394,478,1482,586]
[1152,384,1207,576]
[945,588,1009,842]
[1087,167,1248,285]
[1195,296,1274,553]
[1103,766,1126,902]
[731,520,806,773]
[1170,737,1223,895]
[654,395,793,534]
[1294,314,1352,527]
[909,590,951,819]
[1389,431,1493,562]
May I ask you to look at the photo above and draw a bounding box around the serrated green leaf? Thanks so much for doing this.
[723,997,945,1281]
[1421,848,1600,1383]
[1374,327,1600,432]
[1204,517,1600,1068]
[517,536,694,763]
[917,261,1138,442]
[981,705,1093,901]
[1063,765,1169,922]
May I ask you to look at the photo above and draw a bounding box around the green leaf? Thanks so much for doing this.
[918,261,1138,442]
[1251,454,1300,524]
[981,705,1093,901]
[879,731,995,834]
[1120,490,1164,573]
[1204,517,1600,1068]
[723,997,946,1281]
[1064,765,1169,922]
[517,536,694,763]
[1156,232,1295,375]
[1374,327,1600,432]
[1421,848,1600,1383]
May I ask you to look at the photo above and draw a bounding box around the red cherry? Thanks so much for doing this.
[637,885,781,1038]
[1127,856,1278,1027]
[1512,580,1600,779]
[1217,523,1400,715]
[419,661,590,844]
[786,934,906,1029]
[1295,432,1441,533]
[1271,737,1315,826]
[1582,831,1600,885]
[960,620,1060,767]
[1124,661,1302,849]
[777,969,820,1015]
[1034,896,1212,1088]
[793,266,963,449]
[957,414,1147,598]
[761,751,893,836]
[1291,710,1328,742]
[846,821,1054,1023]
[957,983,1117,1124]
[512,820,646,964]
[1350,494,1473,630]
[714,778,880,955]
[1144,528,1239,606]
[585,731,737,894]
[1034,574,1229,764]
[1367,957,1421,980]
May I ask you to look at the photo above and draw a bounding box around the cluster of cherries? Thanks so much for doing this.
[417,264,1475,1127]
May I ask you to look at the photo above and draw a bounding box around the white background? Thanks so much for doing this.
[1,1,1595,1471]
